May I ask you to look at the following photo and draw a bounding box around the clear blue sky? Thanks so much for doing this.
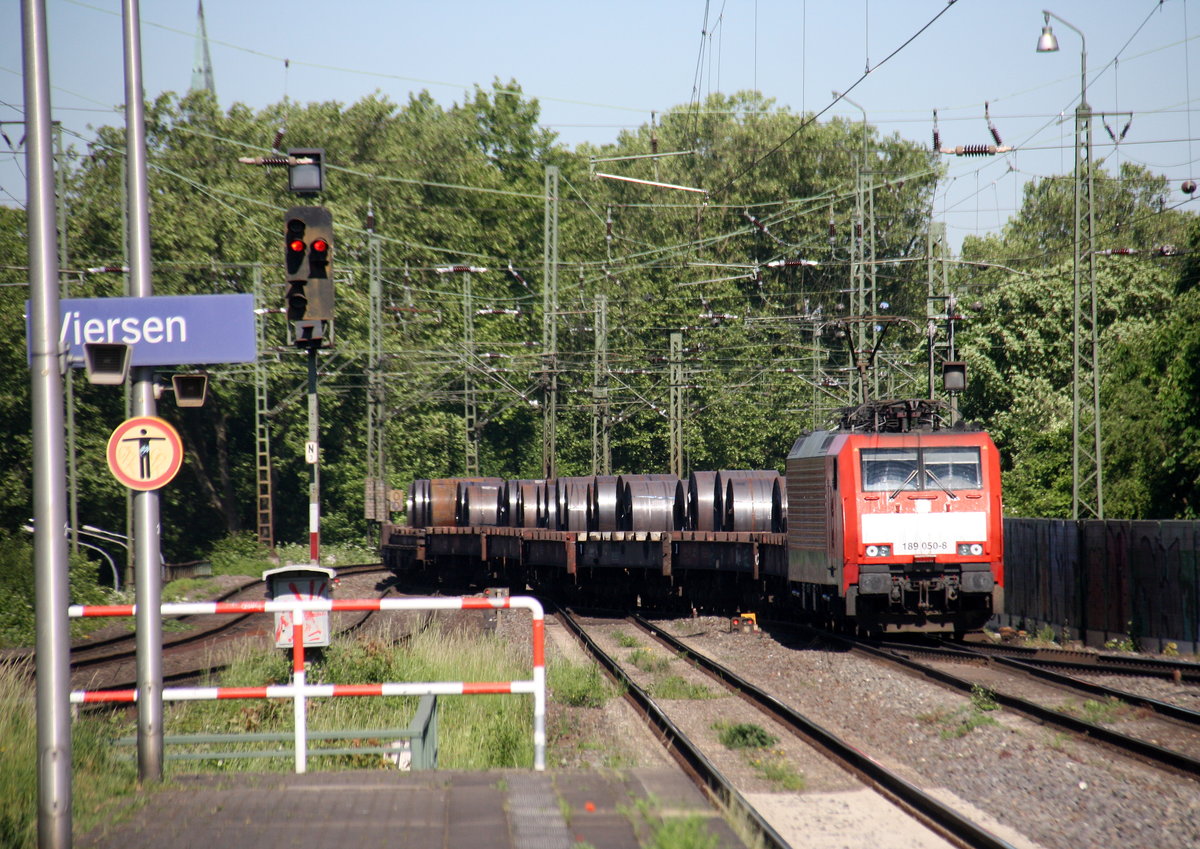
[2,0,1197,253]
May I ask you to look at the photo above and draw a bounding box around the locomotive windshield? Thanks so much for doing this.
[860,446,981,493]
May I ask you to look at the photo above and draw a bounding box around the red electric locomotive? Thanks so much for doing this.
[785,400,1003,634]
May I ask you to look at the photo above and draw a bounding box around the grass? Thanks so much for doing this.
[749,752,806,791]
[713,721,777,750]
[623,797,720,849]
[969,684,999,712]
[156,618,538,772]
[629,647,671,674]
[162,577,221,602]
[613,630,641,648]
[917,688,1001,740]
[712,720,802,791]
[0,659,142,848]
[549,659,614,709]
[652,675,717,700]
[1058,696,1130,725]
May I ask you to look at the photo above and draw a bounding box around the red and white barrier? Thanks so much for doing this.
[69,596,547,773]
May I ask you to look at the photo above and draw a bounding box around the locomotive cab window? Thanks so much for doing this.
[861,448,919,492]
[861,446,982,493]
[923,446,981,490]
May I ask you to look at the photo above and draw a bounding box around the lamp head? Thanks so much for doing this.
[1037,14,1059,53]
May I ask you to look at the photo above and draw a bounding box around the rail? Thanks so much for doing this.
[68,595,546,773]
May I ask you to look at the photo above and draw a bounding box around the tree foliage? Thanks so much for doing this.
[956,163,1195,517]
[5,86,1199,573]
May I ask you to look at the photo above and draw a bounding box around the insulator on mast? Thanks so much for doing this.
[985,102,1003,147]
[743,209,769,234]
[935,105,1013,156]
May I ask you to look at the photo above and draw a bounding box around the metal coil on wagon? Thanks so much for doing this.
[515,482,543,528]
[723,477,777,532]
[504,479,544,529]
[406,480,426,527]
[426,478,462,527]
[455,479,504,526]
[619,476,684,531]
[713,470,780,532]
[772,476,787,533]
[687,471,719,531]
[558,479,592,531]
[590,475,621,531]
[541,482,560,529]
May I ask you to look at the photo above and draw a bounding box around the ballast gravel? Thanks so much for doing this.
[661,618,1200,849]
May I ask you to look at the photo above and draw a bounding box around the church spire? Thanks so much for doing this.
[189,0,216,97]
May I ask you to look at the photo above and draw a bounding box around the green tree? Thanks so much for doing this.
[957,163,1193,517]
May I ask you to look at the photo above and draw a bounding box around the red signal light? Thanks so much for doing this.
[288,239,305,253]
[311,239,329,253]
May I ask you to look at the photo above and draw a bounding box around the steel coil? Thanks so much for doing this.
[516,482,542,528]
[772,476,787,533]
[427,478,461,527]
[687,471,719,531]
[456,480,503,526]
[590,475,621,531]
[558,480,592,531]
[713,470,780,531]
[724,477,776,532]
[406,480,426,527]
[619,477,683,531]
[504,479,544,529]
[541,482,559,529]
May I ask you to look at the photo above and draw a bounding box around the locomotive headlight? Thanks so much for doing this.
[957,542,985,556]
[970,543,984,556]
[865,544,891,557]
[866,545,879,557]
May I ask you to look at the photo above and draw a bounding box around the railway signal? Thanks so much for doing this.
[283,206,334,348]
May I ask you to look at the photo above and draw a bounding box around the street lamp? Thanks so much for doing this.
[1037,9,1103,519]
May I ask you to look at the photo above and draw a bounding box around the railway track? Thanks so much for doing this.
[828,630,1200,779]
[556,606,1023,849]
[68,564,393,695]
[941,637,1200,683]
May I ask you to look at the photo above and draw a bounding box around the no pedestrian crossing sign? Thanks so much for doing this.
[106,416,184,491]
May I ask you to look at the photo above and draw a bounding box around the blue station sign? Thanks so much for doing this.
[28,294,257,367]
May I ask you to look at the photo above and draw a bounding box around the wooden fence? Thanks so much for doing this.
[1001,518,1200,653]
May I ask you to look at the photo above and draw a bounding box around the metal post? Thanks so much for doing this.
[541,166,559,479]
[54,124,80,557]
[591,294,610,475]
[1075,78,1102,519]
[669,332,683,479]
[23,0,73,843]
[837,92,870,405]
[1041,9,1103,519]
[463,265,479,477]
[123,0,164,783]
[365,209,387,517]
[308,348,320,563]
[252,265,274,547]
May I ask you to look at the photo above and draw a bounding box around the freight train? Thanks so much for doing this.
[381,400,1003,634]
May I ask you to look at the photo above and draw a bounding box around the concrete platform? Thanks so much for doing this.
[78,769,747,849]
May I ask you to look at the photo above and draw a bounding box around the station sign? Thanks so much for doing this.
[27,293,256,367]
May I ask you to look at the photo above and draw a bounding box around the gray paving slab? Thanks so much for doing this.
[76,769,746,849]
